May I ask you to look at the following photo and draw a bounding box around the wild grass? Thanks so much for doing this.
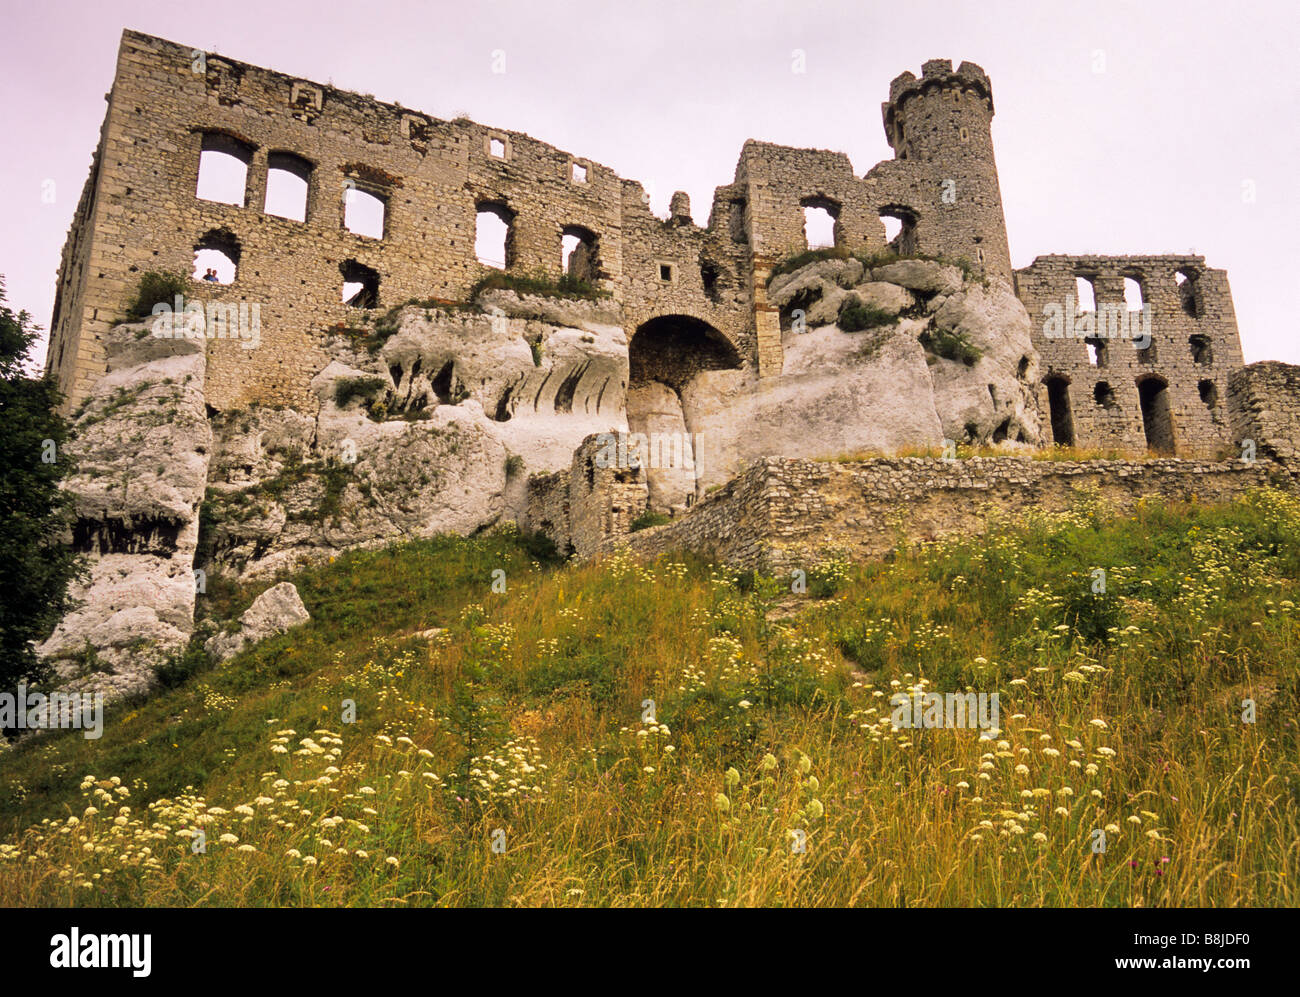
[1,491,1297,907]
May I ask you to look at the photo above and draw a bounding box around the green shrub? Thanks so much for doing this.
[333,376,390,419]
[469,270,608,302]
[154,640,213,690]
[630,511,671,532]
[525,649,618,703]
[838,295,899,333]
[920,328,981,365]
[126,271,188,320]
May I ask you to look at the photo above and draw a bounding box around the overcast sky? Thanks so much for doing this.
[2,0,1296,365]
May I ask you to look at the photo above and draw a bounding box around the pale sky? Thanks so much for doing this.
[2,0,1296,366]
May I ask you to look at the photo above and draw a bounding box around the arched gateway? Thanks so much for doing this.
[627,315,743,513]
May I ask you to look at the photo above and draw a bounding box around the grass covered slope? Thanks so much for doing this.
[1,489,1297,907]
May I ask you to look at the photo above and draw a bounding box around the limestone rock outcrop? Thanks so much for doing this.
[38,262,1043,692]
[205,582,310,662]
[37,322,212,699]
[202,297,628,577]
[651,258,1042,495]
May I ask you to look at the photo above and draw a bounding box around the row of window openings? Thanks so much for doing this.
[190,241,384,308]
[802,205,974,263]
[201,151,892,271]
[473,210,598,276]
[804,206,906,249]
[197,147,387,238]
[199,143,592,244]
[202,159,597,287]
[1083,378,1218,410]
[1044,376,1218,454]
[1074,272,1201,318]
[486,137,588,183]
[190,220,599,305]
[1083,334,1214,367]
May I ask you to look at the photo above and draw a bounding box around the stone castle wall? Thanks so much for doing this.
[1229,362,1300,464]
[561,361,1300,569]
[1016,255,1244,457]
[527,435,650,559]
[601,454,1291,573]
[47,34,1030,413]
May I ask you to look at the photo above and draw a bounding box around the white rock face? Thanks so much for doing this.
[372,300,628,479]
[684,323,945,490]
[205,300,629,577]
[678,259,1041,491]
[38,323,212,699]
[40,267,1042,698]
[927,281,1041,445]
[626,380,696,512]
[204,367,509,580]
[205,582,310,662]
[870,259,965,296]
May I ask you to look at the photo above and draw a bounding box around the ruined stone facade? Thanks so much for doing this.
[37,29,1300,702]
[1017,255,1244,457]
[47,33,1256,467]
[43,37,1007,409]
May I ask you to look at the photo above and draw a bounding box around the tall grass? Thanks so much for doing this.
[1,492,1296,907]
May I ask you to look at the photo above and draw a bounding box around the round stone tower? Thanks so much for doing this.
[880,59,1013,283]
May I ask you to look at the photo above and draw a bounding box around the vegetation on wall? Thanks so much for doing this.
[837,295,900,333]
[920,327,982,366]
[469,270,608,302]
[125,270,188,321]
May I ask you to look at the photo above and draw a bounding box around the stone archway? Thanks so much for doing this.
[628,315,742,512]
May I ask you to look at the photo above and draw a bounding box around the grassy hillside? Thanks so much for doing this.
[1,488,1297,907]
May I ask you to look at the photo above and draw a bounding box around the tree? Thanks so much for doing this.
[0,277,82,687]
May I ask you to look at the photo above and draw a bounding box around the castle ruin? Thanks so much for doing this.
[49,32,1246,458]
[36,30,1299,694]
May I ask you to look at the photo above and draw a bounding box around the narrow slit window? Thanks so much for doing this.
[561,225,600,284]
[1075,276,1096,312]
[1123,275,1144,311]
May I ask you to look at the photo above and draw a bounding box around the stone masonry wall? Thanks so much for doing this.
[866,60,1013,284]
[527,434,649,559]
[602,454,1291,574]
[1016,255,1243,457]
[48,35,1031,413]
[1229,362,1300,464]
